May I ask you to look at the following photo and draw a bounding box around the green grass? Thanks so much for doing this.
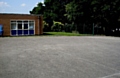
[43,32,91,36]
[3,32,91,37]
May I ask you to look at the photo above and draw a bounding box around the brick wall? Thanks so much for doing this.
[0,13,43,36]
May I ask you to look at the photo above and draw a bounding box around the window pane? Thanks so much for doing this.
[11,21,16,23]
[24,30,28,35]
[29,30,34,35]
[24,24,28,29]
[11,23,17,30]
[18,24,22,29]
[29,21,34,25]
[29,21,34,24]
[29,26,34,30]
[29,23,34,26]
[23,21,28,24]
[18,30,22,35]
[17,21,22,24]
[11,30,17,35]
[29,21,34,30]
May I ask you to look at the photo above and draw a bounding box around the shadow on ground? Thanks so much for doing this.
[42,32,54,35]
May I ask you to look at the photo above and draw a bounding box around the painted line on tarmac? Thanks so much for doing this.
[99,72,120,78]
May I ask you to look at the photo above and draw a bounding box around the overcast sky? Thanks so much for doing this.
[0,0,44,14]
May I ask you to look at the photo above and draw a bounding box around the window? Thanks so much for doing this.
[24,24,28,29]
[11,20,35,36]
[18,24,22,29]
[11,22,17,30]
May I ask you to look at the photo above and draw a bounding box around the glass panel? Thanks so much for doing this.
[18,24,22,29]
[29,21,34,25]
[29,25,34,30]
[24,30,28,35]
[18,30,22,35]
[29,21,34,24]
[24,24,28,29]
[29,23,34,25]
[17,21,22,24]
[23,21,28,24]
[11,21,16,23]
[11,23,17,30]
[29,30,34,35]
[11,30,17,35]
[29,21,34,30]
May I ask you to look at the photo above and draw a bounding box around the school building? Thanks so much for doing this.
[0,13,43,36]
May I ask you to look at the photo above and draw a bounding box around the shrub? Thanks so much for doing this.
[64,24,73,32]
[43,21,49,32]
[51,21,64,32]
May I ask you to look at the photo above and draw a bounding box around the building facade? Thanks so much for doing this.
[0,13,43,36]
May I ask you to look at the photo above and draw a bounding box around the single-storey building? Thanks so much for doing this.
[0,13,43,36]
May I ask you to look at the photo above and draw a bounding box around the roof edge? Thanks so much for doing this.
[0,13,42,16]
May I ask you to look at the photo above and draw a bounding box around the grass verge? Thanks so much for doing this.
[43,32,91,36]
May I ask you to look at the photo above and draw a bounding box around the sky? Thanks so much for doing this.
[0,0,44,14]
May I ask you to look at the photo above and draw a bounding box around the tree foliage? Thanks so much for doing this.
[30,2,44,14]
[30,0,120,35]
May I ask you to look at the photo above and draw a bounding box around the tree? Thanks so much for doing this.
[44,0,72,23]
[30,0,73,31]
[65,0,92,33]
[43,0,73,31]
[65,0,120,34]
[30,2,45,14]
[30,0,120,35]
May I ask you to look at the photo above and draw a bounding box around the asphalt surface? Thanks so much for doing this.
[0,36,120,78]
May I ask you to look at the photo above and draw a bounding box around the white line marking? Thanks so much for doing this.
[99,72,120,78]
[76,57,118,72]
[59,49,119,72]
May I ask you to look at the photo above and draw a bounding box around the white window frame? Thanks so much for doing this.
[10,20,35,36]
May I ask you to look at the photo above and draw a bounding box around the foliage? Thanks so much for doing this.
[51,21,64,32]
[65,0,120,35]
[30,0,120,36]
[43,21,49,32]
[30,2,44,14]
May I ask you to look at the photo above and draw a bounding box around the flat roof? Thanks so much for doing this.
[0,13,42,16]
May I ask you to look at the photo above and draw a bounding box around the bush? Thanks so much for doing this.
[64,24,73,32]
[51,21,64,32]
[43,21,49,32]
